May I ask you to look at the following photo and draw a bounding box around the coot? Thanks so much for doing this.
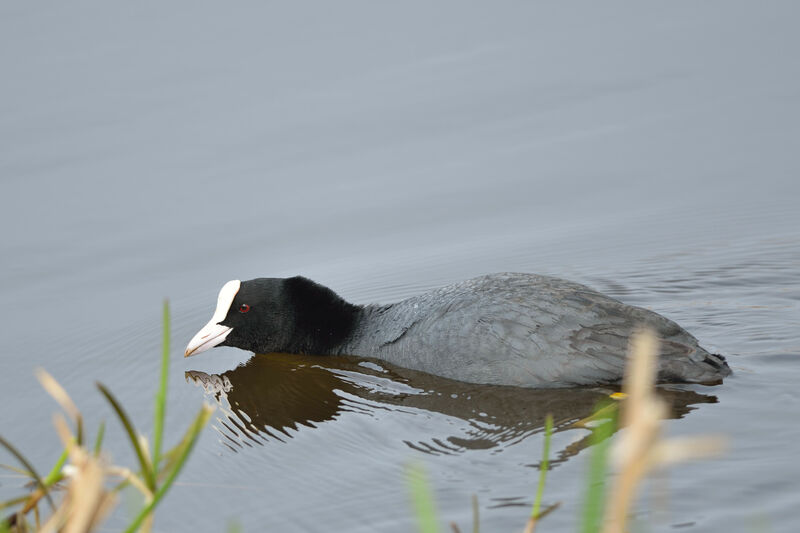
[185,273,731,388]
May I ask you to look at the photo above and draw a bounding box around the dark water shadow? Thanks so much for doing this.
[186,353,717,458]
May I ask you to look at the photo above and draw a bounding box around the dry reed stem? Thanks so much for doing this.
[35,370,81,426]
[31,414,117,533]
[602,330,727,533]
[647,437,726,469]
[18,490,47,518]
[106,466,152,499]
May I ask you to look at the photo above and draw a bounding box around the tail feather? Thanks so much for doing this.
[658,346,732,384]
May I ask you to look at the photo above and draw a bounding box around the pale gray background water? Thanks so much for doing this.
[1,2,799,532]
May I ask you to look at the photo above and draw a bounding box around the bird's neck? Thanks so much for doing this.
[282,276,363,355]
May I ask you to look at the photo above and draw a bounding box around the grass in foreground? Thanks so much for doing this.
[0,301,213,533]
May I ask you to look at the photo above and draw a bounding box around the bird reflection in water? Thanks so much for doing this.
[186,353,717,459]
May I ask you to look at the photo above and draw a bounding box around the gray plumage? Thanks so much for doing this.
[337,273,730,388]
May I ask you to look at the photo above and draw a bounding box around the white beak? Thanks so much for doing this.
[184,321,233,358]
[185,280,241,358]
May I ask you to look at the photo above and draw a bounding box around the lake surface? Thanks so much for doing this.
[1,2,799,532]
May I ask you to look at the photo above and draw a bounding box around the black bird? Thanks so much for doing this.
[185,273,731,388]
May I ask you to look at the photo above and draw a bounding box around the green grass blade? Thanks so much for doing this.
[43,448,69,486]
[93,421,106,457]
[407,463,439,533]
[96,382,156,491]
[471,494,479,533]
[580,404,618,533]
[76,415,84,447]
[530,414,553,520]
[0,435,55,511]
[153,300,170,470]
[123,404,213,533]
[159,400,214,478]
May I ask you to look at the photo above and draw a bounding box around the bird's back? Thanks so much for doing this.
[342,273,728,387]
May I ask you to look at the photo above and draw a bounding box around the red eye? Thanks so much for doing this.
[238,304,250,313]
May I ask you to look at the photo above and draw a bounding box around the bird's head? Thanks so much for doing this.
[184,278,293,357]
[185,276,359,358]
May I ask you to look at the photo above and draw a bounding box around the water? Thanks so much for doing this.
[1,2,799,531]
